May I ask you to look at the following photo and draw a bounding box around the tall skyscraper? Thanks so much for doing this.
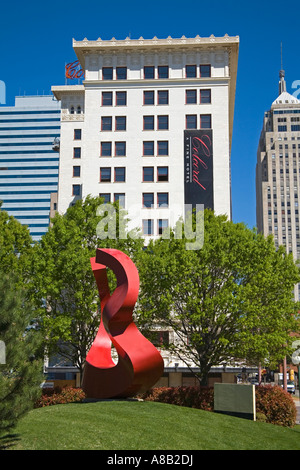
[256,70,300,299]
[0,95,61,241]
[52,35,239,239]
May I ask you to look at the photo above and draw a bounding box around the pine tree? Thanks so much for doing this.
[0,272,43,437]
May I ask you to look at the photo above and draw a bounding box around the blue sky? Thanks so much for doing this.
[1,0,299,229]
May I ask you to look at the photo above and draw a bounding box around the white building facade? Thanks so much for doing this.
[52,35,239,238]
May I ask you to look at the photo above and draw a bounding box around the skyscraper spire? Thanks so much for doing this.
[279,42,286,94]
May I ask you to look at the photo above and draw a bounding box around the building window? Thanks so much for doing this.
[72,184,81,196]
[73,147,81,158]
[77,106,82,114]
[114,167,126,182]
[158,66,169,79]
[157,115,169,130]
[74,129,82,140]
[186,90,197,104]
[200,89,211,104]
[200,64,211,77]
[116,67,127,80]
[100,193,111,203]
[158,219,169,235]
[143,115,154,130]
[278,125,287,132]
[157,141,168,156]
[292,125,300,131]
[142,219,154,235]
[143,141,154,156]
[143,167,154,182]
[115,141,126,156]
[102,92,113,106]
[116,91,127,106]
[143,193,154,208]
[100,167,111,182]
[158,90,169,105]
[186,65,197,78]
[73,166,80,177]
[102,67,113,80]
[144,91,154,105]
[114,193,125,208]
[101,116,112,131]
[186,115,197,129]
[115,116,126,131]
[157,166,168,181]
[70,106,75,114]
[144,66,155,79]
[101,142,112,157]
[157,192,169,207]
[200,114,211,129]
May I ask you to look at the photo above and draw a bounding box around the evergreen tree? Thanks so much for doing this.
[0,272,43,437]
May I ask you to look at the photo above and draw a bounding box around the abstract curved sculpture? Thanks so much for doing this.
[81,248,164,399]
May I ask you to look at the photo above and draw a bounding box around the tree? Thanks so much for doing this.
[0,272,43,438]
[29,195,143,378]
[0,203,33,282]
[136,209,300,385]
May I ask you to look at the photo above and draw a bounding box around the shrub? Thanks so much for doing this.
[140,384,297,428]
[35,387,86,408]
[255,385,297,427]
[139,386,214,411]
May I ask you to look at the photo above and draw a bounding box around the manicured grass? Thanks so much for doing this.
[6,400,300,450]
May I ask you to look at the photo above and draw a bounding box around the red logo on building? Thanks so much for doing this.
[65,60,84,79]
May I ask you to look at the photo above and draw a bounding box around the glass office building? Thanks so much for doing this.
[0,95,60,241]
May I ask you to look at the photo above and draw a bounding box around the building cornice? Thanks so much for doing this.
[73,34,239,67]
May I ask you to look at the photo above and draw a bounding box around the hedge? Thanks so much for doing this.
[35,387,86,408]
[140,384,297,427]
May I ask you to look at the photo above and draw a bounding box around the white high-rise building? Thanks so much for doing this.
[52,35,239,238]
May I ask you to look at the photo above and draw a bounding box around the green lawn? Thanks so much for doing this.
[4,400,300,450]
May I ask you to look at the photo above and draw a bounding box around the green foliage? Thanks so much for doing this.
[0,272,43,437]
[0,204,33,282]
[29,195,143,375]
[255,385,297,427]
[137,209,300,385]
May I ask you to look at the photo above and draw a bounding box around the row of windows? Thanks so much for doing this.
[99,192,169,208]
[99,141,169,157]
[72,166,169,183]
[99,64,211,81]
[73,141,169,158]
[100,89,211,106]
[278,125,300,132]
[73,113,212,140]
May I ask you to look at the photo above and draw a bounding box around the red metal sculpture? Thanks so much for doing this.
[81,248,164,399]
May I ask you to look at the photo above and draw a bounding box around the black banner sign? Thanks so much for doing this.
[184,129,213,210]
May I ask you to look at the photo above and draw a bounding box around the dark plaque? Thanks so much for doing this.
[184,130,213,210]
